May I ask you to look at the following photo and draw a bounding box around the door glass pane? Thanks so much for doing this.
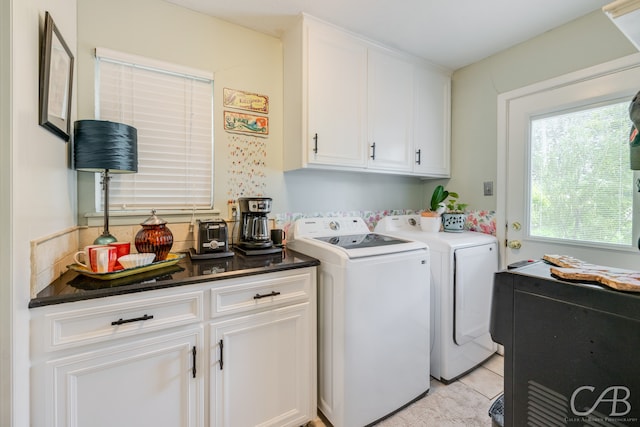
[529,101,633,246]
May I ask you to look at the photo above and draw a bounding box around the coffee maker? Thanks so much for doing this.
[237,197,281,255]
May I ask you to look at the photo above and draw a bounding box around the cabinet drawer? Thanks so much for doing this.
[44,291,204,351]
[210,271,312,318]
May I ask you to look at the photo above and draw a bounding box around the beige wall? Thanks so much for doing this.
[77,0,285,215]
[6,2,638,423]
[1,0,10,423]
[446,10,637,211]
[77,0,427,220]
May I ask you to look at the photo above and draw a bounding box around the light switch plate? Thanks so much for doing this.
[483,181,493,196]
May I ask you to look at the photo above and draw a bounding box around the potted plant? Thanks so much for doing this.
[441,192,468,233]
[420,185,450,232]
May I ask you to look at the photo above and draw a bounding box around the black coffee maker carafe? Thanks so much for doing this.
[237,197,281,255]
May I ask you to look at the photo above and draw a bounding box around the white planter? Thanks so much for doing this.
[442,213,466,232]
[420,215,441,232]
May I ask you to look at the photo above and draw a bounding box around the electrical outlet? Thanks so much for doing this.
[227,200,238,220]
[483,181,493,196]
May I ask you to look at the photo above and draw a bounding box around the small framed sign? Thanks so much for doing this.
[223,88,269,114]
[39,12,74,141]
[223,111,269,136]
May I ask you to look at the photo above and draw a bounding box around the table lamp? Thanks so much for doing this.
[74,120,138,244]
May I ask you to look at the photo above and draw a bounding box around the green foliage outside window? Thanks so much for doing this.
[530,101,633,246]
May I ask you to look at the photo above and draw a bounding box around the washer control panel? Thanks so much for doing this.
[293,217,370,238]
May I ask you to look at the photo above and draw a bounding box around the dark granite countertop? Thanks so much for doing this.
[30,248,319,308]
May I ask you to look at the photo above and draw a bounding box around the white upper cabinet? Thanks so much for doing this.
[283,16,368,170]
[413,62,451,177]
[305,23,368,168]
[367,47,414,172]
[283,14,451,178]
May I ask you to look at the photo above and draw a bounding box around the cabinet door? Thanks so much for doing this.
[47,329,204,427]
[367,48,414,172]
[413,63,451,176]
[307,23,368,168]
[210,303,313,427]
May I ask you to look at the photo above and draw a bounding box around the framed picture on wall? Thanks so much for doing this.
[39,11,74,141]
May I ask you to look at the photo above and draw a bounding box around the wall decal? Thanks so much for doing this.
[223,111,269,136]
[226,135,268,199]
[223,88,269,114]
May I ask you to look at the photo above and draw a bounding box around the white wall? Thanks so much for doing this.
[447,11,637,211]
[8,0,78,424]
[1,0,12,423]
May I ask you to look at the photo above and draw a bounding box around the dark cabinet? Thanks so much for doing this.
[491,262,640,426]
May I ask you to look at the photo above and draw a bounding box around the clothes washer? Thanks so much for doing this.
[375,214,498,383]
[287,217,430,427]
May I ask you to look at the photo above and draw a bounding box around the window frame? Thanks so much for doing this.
[93,48,215,215]
[496,53,640,270]
[527,98,634,247]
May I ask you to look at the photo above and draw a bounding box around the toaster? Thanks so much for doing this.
[196,219,230,255]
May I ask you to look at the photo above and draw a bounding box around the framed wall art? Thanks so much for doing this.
[223,111,269,136]
[39,11,74,141]
[223,88,269,114]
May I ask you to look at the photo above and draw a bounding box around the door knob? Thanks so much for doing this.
[511,222,521,231]
[508,240,522,249]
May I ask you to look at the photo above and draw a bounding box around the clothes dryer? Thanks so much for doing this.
[376,214,498,383]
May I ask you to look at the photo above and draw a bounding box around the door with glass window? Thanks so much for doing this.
[499,57,640,270]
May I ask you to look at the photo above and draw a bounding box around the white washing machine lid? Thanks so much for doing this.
[289,217,427,258]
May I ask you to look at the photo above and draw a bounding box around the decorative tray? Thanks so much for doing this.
[544,254,640,293]
[68,253,185,280]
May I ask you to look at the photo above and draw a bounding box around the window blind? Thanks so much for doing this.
[95,48,214,211]
[529,100,632,245]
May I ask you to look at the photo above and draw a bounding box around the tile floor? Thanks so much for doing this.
[313,354,504,427]
[377,354,504,427]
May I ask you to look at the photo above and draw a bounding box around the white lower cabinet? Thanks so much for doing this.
[30,267,317,427]
[210,303,313,427]
[46,329,204,427]
[30,288,206,427]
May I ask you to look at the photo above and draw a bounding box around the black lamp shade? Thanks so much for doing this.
[74,120,138,173]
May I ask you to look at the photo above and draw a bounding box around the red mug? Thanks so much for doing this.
[73,245,118,272]
[74,245,106,272]
[109,242,131,269]
[91,246,118,273]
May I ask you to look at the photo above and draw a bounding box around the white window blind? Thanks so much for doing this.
[529,100,633,245]
[95,48,214,211]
